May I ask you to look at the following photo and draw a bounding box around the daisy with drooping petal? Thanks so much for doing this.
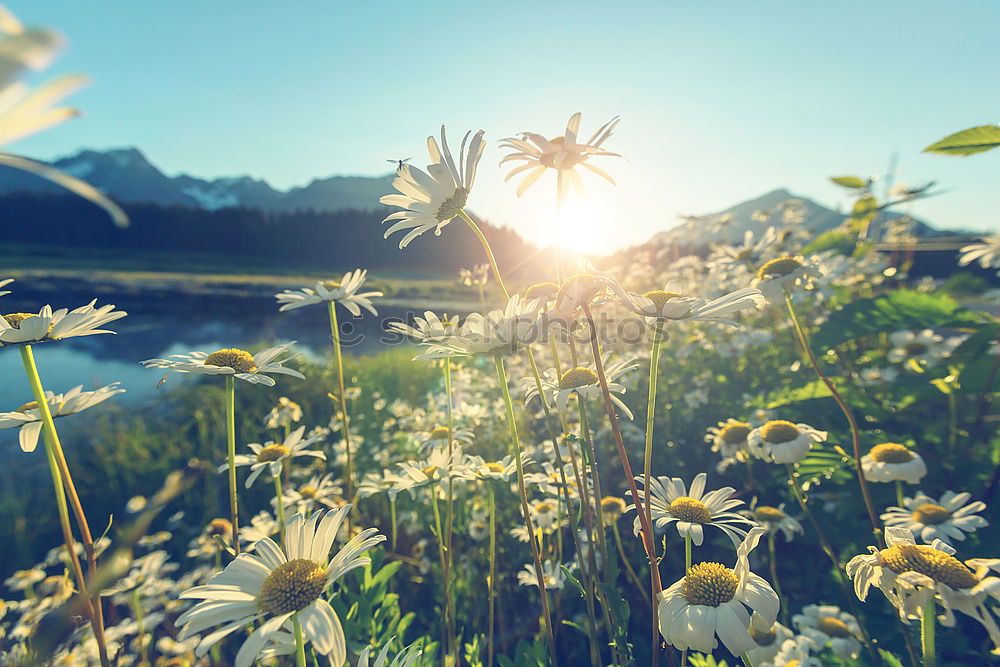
[792,603,862,660]
[657,527,779,655]
[705,418,753,462]
[752,255,813,304]
[523,355,638,419]
[747,503,803,542]
[847,527,1000,653]
[414,295,542,360]
[860,442,927,484]
[141,343,304,387]
[881,490,987,545]
[0,383,124,452]
[628,472,755,546]
[274,269,382,316]
[747,420,827,464]
[379,125,485,248]
[223,426,326,489]
[0,301,126,346]
[177,507,384,666]
[611,281,765,325]
[499,112,621,202]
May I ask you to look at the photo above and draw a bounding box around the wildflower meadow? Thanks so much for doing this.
[2,4,1000,666]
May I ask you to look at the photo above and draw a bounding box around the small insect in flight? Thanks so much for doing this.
[387,157,413,171]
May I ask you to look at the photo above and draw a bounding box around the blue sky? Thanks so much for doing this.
[7,1,1000,252]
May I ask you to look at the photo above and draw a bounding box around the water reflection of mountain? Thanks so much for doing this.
[0,276,470,406]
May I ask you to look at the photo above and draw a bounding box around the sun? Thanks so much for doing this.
[556,196,611,256]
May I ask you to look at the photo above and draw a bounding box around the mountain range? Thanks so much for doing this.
[0,147,394,213]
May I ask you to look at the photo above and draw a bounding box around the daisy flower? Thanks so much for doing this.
[705,419,753,461]
[657,527,779,655]
[379,125,485,248]
[0,301,126,346]
[274,269,382,316]
[771,636,822,667]
[958,233,1000,270]
[279,474,345,516]
[792,603,862,660]
[517,560,566,590]
[745,616,794,666]
[265,397,303,430]
[747,503,803,542]
[747,420,827,464]
[751,256,813,304]
[0,383,124,452]
[464,454,522,483]
[887,329,949,367]
[529,498,562,532]
[4,568,45,592]
[611,281,765,325]
[847,527,1000,652]
[388,310,459,343]
[177,507,383,666]
[141,342,304,387]
[881,490,987,545]
[394,445,469,496]
[552,273,609,317]
[859,366,900,385]
[414,424,474,453]
[860,442,927,484]
[523,355,638,419]
[499,112,621,202]
[223,426,326,489]
[628,472,755,546]
[414,295,542,359]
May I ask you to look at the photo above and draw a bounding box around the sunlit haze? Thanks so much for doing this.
[7,0,1000,251]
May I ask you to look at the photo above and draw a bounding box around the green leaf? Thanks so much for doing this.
[924,124,1000,156]
[830,175,868,189]
[813,289,983,350]
[878,649,905,667]
[796,445,853,491]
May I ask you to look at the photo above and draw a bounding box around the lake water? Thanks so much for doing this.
[0,276,463,410]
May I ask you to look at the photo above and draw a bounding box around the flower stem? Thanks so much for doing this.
[428,483,452,659]
[896,480,905,508]
[767,531,787,625]
[132,587,148,666]
[783,292,882,545]
[293,612,307,667]
[487,483,497,667]
[684,533,692,572]
[921,598,936,667]
[741,653,755,667]
[225,375,240,554]
[494,354,558,665]
[612,522,651,609]
[274,471,286,546]
[458,208,510,300]
[442,358,457,657]
[644,323,665,555]
[327,301,354,530]
[19,344,110,667]
[390,496,398,551]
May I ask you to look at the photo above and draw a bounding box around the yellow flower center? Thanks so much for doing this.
[429,426,450,440]
[482,462,506,474]
[2,313,36,329]
[601,496,626,521]
[912,503,951,525]
[904,342,929,355]
[754,506,786,523]
[436,187,469,222]
[207,518,232,537]
[642,290,682,311]
[320,280,342,290]
[760,420,801,444]
[877,544,979,589]
[421,465,440,479]
[204,349,257,373]
[669,496,712,523]
[16,401,37,413]
[749,624,778,646]
[720,421,751,445]
[868,443,914,464]
[525,282,560,302]
[816,616,853,638]
[556,273,603,309]
[785,661,801,667]
[257,444,291,463]
[535,502,555,515]
[257,558,327,616]
[757,256,803,280]
[559,367,599,390]
[682,562,738,606]
[299,486,318,499]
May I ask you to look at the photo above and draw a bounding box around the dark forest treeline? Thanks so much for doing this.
[0,193,538,274]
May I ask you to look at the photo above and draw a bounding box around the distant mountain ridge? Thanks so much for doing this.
[0,147,395,213]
